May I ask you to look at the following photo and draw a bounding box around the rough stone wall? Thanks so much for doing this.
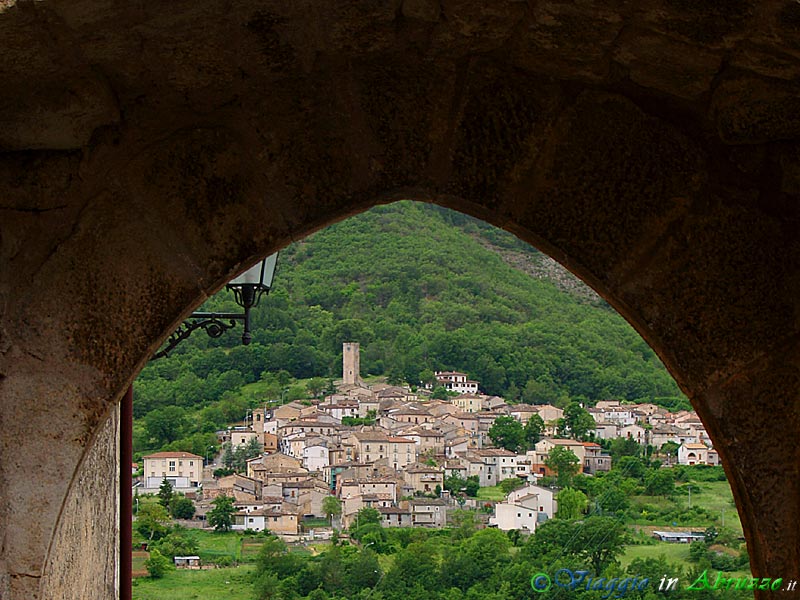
[0,1,799,598]
[40,407,119,599]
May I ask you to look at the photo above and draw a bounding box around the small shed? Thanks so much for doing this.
[652,530,706,543]
[173,556,201,569]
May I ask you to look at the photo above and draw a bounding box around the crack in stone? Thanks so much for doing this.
[0,205,68,213]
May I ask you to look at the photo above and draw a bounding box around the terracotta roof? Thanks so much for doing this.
[142,451,202,459]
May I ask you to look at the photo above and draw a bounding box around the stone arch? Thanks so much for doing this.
[1,2,799,597]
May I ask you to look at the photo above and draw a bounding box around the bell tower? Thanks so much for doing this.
[342,342,362,386]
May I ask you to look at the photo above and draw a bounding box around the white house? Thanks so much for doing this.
[142,451,202,489]
[433,371,480,394]
[489,484,555,532]
[678,442,715,465]
[302,441,330,472]
[619,424,646,445]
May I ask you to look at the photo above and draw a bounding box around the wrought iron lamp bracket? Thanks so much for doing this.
[151,312,244,360]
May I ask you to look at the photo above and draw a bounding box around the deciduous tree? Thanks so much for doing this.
[488,416,525,452]
[556,487,588,519]
[545,446,580,487]
[208,495,235,532]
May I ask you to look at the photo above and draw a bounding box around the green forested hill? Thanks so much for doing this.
[134,201,686,454]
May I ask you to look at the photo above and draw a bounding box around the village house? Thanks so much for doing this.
[619,423,647,444]
[409,498,447,527]
[465,449,518,486]
[234,495,282,514]
[271,402,304,425]
[442,459,468,481]
[348,431,416,470]
[404,463,444,495]
[582,442,612,474]
[451,393,484,413]
[483,396,509,412]
[433,371,480,394]
[357,396,381,418]
[489,484,555,532]
[592,422,619,440]
[282,479,329,516]
[302,438,331,472]
[233,505,299,535]
[248,469,312,486]
[602,406,637,426]
[444,435,472,458]
[246,452,305,477]
[530,439,586,476]
[678,443,719,466]
[442,412,480,434]
[142,451,203,490]
[339,478,398,503]
[378,506,412,527]
[206,473,263,501]
[400,425,445,456]
[534,404,565,426]
[230,427,261,449]
[388,405,434,425]
[318,400,360,421]
[278,419,339,438]
[508,404,541,424]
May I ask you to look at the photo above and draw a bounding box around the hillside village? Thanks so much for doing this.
[137,343,717,539]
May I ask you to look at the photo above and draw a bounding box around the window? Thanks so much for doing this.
[189,461,193,466]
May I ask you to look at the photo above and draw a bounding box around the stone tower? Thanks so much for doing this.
[343,342,362,386]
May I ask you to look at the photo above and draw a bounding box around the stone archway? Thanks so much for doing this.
[1,1,799,597]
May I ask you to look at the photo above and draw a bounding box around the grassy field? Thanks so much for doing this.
[621,541,690,567]
[132,564,256,600]
[476,486,506,501]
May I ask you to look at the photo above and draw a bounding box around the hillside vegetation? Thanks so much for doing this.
[133,201,686,455]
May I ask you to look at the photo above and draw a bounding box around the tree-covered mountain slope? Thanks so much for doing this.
[134,201,686,452]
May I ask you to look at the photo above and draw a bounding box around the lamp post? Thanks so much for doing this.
[152,253,278,359]
[206,445,215,467]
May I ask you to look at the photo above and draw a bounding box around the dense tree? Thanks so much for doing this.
[144,548,172,578]
[614,455,647,480]
[609,436,641,460]
[208,495,235,532]
[499,477,525,495]
[169,495,196,519]
[545,446,580,487]
[556,487,588,519]
[135,502,171,541]
[645,468,676,496]
[152,528,199,559]
[158,478,173,509]
[322,496,342,526]
[661,440,680,463]
[143,406,187,446]
[351,507,381,532]
[524,414,544,448]
[488,416,525,452]
[557,402,596,440]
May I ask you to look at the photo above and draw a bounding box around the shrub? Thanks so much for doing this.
[144,548,172,578]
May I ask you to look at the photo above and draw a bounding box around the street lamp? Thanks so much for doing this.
[152,253,278,359]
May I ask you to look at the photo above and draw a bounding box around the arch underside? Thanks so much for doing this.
[0,1,799,597]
